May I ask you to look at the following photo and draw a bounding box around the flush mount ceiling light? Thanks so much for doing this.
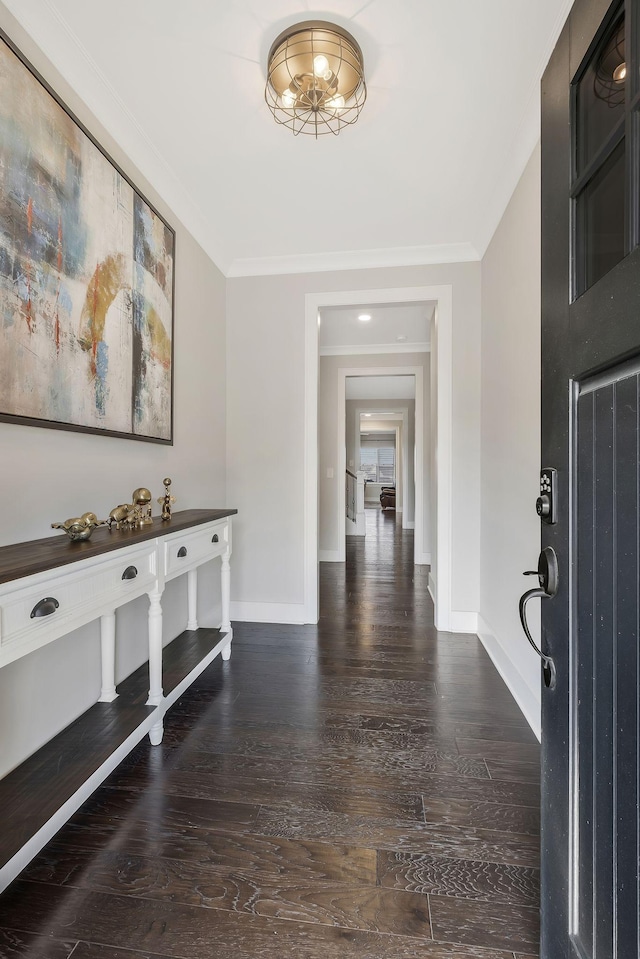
[265,21,366,137]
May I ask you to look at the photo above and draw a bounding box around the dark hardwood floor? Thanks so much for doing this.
[0,509,540,958]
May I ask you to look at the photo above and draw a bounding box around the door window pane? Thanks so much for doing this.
[576,137,626,293]
[576,10,626,173]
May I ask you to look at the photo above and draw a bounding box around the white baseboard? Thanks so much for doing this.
[230,602,307,625]
[415,551,431,566]
[319,549,342,561]
[449,611,479,633]
[428,572,436,605]
[477,614,541,741]
[404,520,415,530]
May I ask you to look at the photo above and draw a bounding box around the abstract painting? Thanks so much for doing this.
[0,33,174,443]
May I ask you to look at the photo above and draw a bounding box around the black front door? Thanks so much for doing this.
[540,0,640,956]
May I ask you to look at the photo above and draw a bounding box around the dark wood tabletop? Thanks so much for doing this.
[0,509,237,586]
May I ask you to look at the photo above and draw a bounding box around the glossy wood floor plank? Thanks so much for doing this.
[25,834,378,885]
[0,928,76,957]
[23,849,434,940]
[0,882,520,959]
[103,767,426,822]
[429,893,540,951]
[377,850,539,906]
[0,510,540,957]
[486,760,541,783]
[254,807,540,867]
[125,747,540,807]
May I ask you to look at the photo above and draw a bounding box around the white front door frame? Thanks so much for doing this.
[304,284,453,629]
[340,372,422,564]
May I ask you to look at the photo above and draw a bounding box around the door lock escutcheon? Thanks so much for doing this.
[537,468,558,524]
[519,546,558,689]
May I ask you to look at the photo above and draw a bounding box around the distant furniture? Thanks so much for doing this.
[380,487,396,510]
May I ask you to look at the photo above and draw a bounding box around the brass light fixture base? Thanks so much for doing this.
[265,20,366,137]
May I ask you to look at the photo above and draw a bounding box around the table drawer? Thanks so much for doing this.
[0,544,157,666]
[163,522,226,580]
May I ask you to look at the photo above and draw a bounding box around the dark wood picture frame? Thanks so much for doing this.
[0,28,175,445]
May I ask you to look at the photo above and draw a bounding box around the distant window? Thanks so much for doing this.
[360,447,395,484]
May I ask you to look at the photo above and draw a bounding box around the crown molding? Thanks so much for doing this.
[226,243,480,278]
[474,0,575,258]
[4,0,573,281]
[320,342,430,357]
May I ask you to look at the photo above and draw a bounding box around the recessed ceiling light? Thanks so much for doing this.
[396,334,407,341]
[358,314,371,322]
[364,413,372,417]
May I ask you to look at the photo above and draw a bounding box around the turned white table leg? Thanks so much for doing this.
[187,568,198,631]
[146,587,165,744]
[221,549,232,660]
[98,610,118,702]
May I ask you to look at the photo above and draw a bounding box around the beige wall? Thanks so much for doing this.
[479,143,542,736]
[0,7,227,777]
[227,262,481,619]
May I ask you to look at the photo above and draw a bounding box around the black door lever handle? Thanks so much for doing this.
[518,546,559,689]
[519,587,556,688]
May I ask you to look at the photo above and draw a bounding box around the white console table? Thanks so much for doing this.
[0,508,236,891]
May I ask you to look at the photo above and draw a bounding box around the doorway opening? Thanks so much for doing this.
[304,284,454,629]
[334,369,423,565]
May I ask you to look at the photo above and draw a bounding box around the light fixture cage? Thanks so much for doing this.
[593,15,626,107]
[265,20,366,137]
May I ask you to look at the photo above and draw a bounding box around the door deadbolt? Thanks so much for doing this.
[537,468,557,525]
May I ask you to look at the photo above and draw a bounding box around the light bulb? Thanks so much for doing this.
[281,89,296,109]
[613,61,627,82]
[313,54,330,78]
[328,94,345,114]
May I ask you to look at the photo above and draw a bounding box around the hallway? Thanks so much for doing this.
[0,512,540,958]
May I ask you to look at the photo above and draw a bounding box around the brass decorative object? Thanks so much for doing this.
[132,487,154,526]
[51,512,106,542]
[158,477,176,521]
[265,21,366,137]
[106,486,155,531]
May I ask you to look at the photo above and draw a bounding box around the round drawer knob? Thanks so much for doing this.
[177,546,188,558]
[31,597,60,618]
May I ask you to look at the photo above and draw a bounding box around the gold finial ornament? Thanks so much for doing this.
[158,477,176,521]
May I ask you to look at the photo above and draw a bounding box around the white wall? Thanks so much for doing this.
[0,8,227,777]
[479,143,542,737]
[227,262,481,621]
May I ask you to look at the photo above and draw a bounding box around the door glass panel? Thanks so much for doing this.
[576,9,625,173]
[575,138,625,293]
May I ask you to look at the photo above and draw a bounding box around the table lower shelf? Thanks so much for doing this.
[0,626,230,891]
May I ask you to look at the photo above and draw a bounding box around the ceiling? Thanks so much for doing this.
[320,302,431,353]
[5,0,574,277]
[346,375,415,400]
